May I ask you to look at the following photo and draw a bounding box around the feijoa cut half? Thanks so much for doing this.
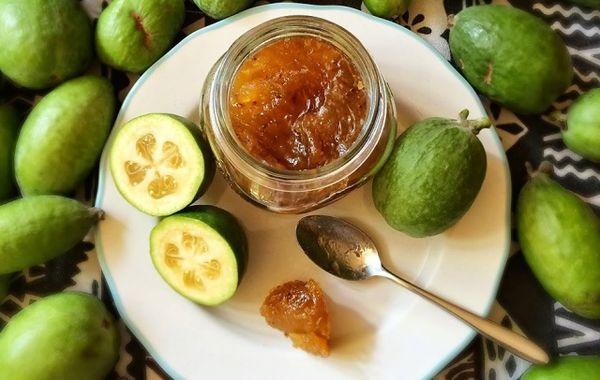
[110,113,214,216]
[150,206,248,306]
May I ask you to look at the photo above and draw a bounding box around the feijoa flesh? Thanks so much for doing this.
[372,110,490,237]
[517,165,600,319]
[110,113,214,216]
[96,0,185,73]
[0,196,103,274]
[14,76,116,196]
[0,0,93,89]
[0,292,119,380]
[0,105,19,201]
[562,87,600,162]
[449,5,572,114]
[150,205,248,306]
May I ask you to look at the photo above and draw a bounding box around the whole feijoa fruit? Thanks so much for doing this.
[517,163,600,319]
[0,0,93,89]
[364,0,411,19]
[449,5,572,114]
[0,196,104,274]
[96,0,185,73]
[15,76,115,196]
[372,109,490,237]
[192,0,253,19]
[0,292,119,380]
[561,88,600,162]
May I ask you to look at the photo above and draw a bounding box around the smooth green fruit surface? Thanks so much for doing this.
[523,356,600,380]
[0,274,9,303]
[0,0,93,89]
[150,205,248,305]
[364,0,411,18]
[192,0,252,19]
[96,0,185,73]
[110,113,214,216]
[0,292,119,380]
[15,76,115,196]
[372,110,489,237]
[517,171,600,319]
[563,87,600,162]
[449,5,572,114]
[0,196,103,274]
[0,105,19,201]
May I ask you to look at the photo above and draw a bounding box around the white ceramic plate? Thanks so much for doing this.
[95,4,510,379]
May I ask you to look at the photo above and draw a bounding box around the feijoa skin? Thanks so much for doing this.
[0,196,103,275]
[96,0,185,73]
[192,0,253,19]
[364,0,411,19]
[523,356,600,380]
[563,88,600,162]
[0,105,19,202]
[449,5,572,114]
[0,292,119,380]
[0,0,93,89]
[372,110,490,237]
[517,168,600,319]
[15,76,115,196]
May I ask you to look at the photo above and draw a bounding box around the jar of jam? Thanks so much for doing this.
[201,16,396,213]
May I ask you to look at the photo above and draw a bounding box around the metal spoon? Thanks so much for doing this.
[296,215,549,365]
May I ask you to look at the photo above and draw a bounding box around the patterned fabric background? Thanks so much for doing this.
[0,0,598,379]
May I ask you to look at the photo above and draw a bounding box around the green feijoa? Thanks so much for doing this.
[15,76,115,196]
[0,292,119,380]
[110,113,215,216]
[0,0,93,90]
[192,0,253,19]
[0,274,10,304]
[517,165,600,319]
[523,356,600,380]
[0,196,103,274]
[372,110,490,237]
[364,0,411,19]
[150,205,248,306]
[449,5,572,114]
[562,88,600,162]
[96,0,185,73]
[0,105,19,202]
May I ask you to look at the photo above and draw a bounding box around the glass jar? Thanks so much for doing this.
[201,15,397,213]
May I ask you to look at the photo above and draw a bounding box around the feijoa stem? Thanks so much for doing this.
[549,110,568,130]
[525,161,553,179]
[458,109,492,134]
[91,207,105,221]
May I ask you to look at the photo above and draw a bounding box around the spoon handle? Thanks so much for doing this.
[379,267,549,365]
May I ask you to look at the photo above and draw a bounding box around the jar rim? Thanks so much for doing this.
[207,15,387,183]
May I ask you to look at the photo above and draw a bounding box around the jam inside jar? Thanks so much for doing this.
[229,36,368,171]
[201,16,397,213]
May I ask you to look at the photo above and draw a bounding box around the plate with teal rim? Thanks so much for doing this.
[95,3,511,379]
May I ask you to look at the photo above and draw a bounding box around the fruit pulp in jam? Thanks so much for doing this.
[229,36,368,171]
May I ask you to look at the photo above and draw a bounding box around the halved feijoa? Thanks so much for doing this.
[110,113,214,216]
[150,205,248,306]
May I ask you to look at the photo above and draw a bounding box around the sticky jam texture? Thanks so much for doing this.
[229,36,368,170]
[260,279,330,356]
